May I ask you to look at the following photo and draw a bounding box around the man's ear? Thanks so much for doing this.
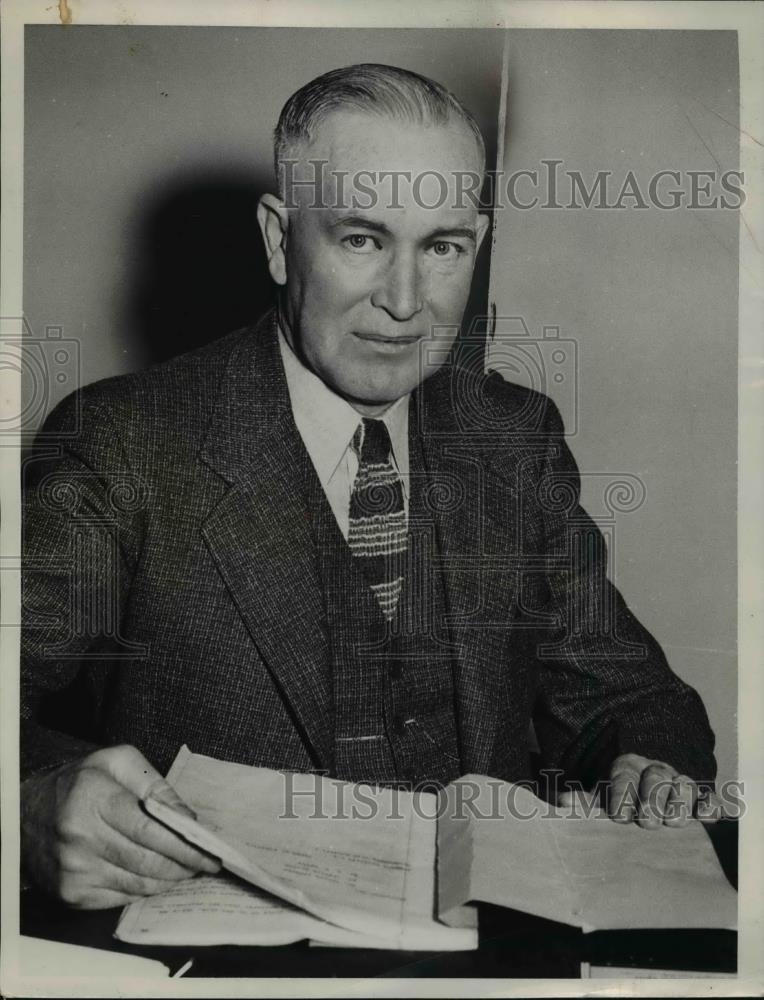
[257,193,289,286]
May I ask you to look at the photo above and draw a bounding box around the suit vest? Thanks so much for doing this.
[298,411,463,789]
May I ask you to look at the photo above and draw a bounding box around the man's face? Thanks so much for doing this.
[260,110,489,413]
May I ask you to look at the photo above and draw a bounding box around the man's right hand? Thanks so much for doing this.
[20,744,221,909]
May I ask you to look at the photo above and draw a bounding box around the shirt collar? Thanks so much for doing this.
[277,325,410,490]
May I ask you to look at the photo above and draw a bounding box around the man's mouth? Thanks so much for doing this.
[353,331,422,347]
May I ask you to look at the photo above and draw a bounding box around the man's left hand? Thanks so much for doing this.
[606,753,722,828]
[558,753,723,828]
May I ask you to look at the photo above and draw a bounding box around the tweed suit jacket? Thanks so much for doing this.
[21,311,717,786]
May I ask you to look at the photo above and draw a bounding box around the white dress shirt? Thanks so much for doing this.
[277,327,410,540]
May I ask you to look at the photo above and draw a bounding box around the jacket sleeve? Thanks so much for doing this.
[529,397,717,788]
[21,390,145,780]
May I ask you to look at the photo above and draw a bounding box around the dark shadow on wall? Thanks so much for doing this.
[122,170,277,365]
[122,168,492,366]
[462,209,492,336]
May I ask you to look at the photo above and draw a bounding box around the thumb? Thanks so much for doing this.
[94,744,197,819]
[144,777,197,820]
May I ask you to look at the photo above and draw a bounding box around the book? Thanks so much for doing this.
[115,746,736,950]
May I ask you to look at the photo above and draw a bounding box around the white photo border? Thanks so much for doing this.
[1,2,762,997]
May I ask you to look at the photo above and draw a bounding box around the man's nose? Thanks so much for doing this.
[370,251,424,322]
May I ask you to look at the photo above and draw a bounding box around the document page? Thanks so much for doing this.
[116,874,335,946]
[548,802,738,931]
[437,776,737,932]
[117,872,475,951]
[141,747,476,949]
[437,777,578,926]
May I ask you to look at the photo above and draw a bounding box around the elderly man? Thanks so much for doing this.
[20,63,716,909]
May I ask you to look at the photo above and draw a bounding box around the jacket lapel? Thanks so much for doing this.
[199,313,333,772]
[197,314,528,778]
[415,363,523,775]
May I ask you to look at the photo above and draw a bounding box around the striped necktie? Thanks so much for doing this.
[348,418,407,621]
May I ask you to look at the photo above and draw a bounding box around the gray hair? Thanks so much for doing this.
[274,62,486,191]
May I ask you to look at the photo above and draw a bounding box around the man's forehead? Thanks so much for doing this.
[284,110,483,216]
[302,108,483,176]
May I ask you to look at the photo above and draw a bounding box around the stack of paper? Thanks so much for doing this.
[116,748,736,950]
[437,776,737,932]
[116,746,477,950]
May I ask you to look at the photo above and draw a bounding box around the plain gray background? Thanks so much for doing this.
[491,30,738,786]
[24,26,737,786]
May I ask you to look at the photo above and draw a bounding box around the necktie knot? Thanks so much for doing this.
[353,418,392,467]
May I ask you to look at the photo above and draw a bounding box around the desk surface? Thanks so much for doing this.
[19,820,738,980]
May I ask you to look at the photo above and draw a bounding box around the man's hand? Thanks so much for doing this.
[558,753,724,828]
[21,744,221,909]
[606,753,724,828]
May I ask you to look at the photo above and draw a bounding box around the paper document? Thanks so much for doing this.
[437,775,737,932]
[119,750,733,948]
[126,746,476,950]
[116,874,337,946]
[117,873,476,951]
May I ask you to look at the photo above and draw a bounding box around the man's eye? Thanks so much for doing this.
[430,241,462,258]
[342,234,380,253]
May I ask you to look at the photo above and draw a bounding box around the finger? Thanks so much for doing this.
[106,789,221,874]
[94,745,193,816]
[78,890,143,910]
[608,766,641,823]
[58,823,195,883]
[663,775,696,827]
[62,884,145,910]
[97,824,199,881]
[59,855,181,909]
[142,778,197,821]
[636,763,675,829]
[94,858,187,899]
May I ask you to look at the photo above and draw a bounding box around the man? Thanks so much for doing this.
[20,64,717,910]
